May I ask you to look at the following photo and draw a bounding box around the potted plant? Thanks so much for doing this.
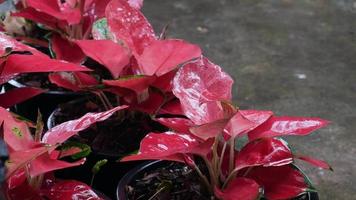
[0,104,128,199]
[117,56,332,200]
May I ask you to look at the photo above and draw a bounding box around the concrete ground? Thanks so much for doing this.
[143,0,356,199]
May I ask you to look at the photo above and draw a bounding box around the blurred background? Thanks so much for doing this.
[143,0,355,199]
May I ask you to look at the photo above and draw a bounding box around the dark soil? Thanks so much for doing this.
[126,162,211,200]
[50,98,167,156]
[14,73,64,91]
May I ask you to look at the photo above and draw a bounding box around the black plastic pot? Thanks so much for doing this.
[6,79,87,121]
[117,161,319,200]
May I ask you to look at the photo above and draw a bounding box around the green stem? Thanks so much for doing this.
[218,142,227,180]
[193,162,212,195]
[228,138,235,174]
[222,168,238,189]
[203,157,217,188]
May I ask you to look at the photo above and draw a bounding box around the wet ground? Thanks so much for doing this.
[143,0,356,199]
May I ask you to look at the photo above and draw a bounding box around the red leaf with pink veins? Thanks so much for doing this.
[49,72,98,92]
[246,165,313,200]
[156,117,194,133]
[240,110,273,126]
[235,138,293,171]
[106,0,156,55]
[42,105,128,145]
[0,107,35,151]
[190,119,229,140]
[137,39,202,76]
[151,69,177,92]
[1,54,91,77]
[295,155,333,170]
[51,34,85,64]
[103,75,155,94]
[5,180,42,200]
[121,132,200,162]
[0,87,44,108]
[173,57,233,125]
[84,0,111,19]
[75,40,130,78]
[6,170,27,190]
[248,116,329,141]
[29,153,85,177]
[0,32,44,56]
[214,178,260,200]
[128,0,144,9]
[26,0,82,25]
[41,180,103,200]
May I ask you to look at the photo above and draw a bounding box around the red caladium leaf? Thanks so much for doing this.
[214,177,260,200]
[6,170,27,190]
[0,107,35,151]
[103,75,155,94]
[75,40,130,78]
[5,180,42,200]
[240,110,274,126]
[156,117,194,133]
[121,132,200,162]
[49,72,98,92]
[222,111,258,140]
[248,116,329,141]
[0,87,44,108]
[12,7,60,30]
[106,0,156,55]
[42,105,128,145]
[173,57,233,125]
[158,99,184,115]
[190,119,229,140]
[6,146,49,178]
[235,138,293,171]
[51,34,85,64]
[132,89,164,114]
[128,0,144,9]
[137,39,202,76]
[1,54,91,77]
[29,153,85,177]
[246,165,313,200]
[26,0,82,25]
[295,155,333,170]
[151,69,177,92]
[41,180,103,200]
[0,32,44,56]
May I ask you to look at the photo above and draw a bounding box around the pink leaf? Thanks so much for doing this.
[158,99,184,115]
[41,180,103,200]
[51,34,85,64]
[49,72,98,92]
[42,105,128,145]
[137,39,202,76]
[29,153,85,177]
[127,0,144,9]
[235,138,293,171]
[103,75,155,94]
[246,165,312,200]
[12,7,60,30]
[0,32,44,56]
[121,131,200,162]
[151,69,177,92]
[156,117,194,133]
[173,57,234,125]
[106,0,156,55]
[26,0,82,25]
[75,40,130,78]
[295,155,333,170]
[214,178,260,200]
[1,54,91,77]
[0,87,44,108]
[190,119,229,140]
[223,111,257,140]
[0,107,35,151]
[248,116,330,141]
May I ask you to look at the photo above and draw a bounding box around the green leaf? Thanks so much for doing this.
[11,127,23,138]
[61,142,91,160]
[92,18,111,40]
[92,159,108,175]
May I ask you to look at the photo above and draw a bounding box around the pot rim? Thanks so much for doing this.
[116,160,319,200]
